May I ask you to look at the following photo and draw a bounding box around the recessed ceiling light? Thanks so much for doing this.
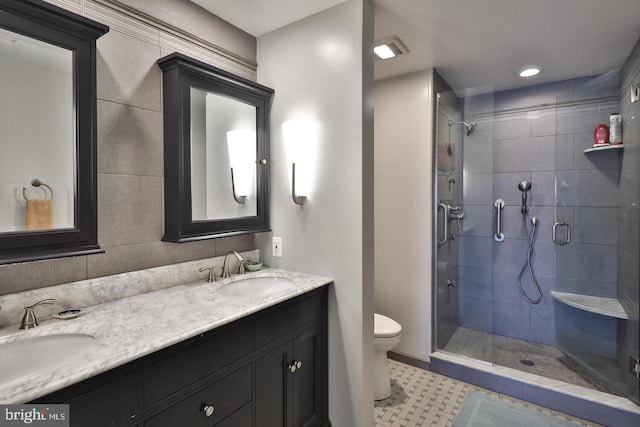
[518,66,541,78]
[373,38,408,60]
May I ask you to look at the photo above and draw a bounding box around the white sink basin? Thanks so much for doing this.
[0,334,99,384]
[217,277,296,297]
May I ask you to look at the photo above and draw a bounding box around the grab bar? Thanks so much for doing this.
[494,199,505,242]
[553,221,571,245]
[437,201,449,245]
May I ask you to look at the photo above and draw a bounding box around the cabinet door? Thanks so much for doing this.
[255,342,290,427]
[256,324,324,427]
[291,325,322,427]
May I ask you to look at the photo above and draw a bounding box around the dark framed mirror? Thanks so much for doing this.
[157,53,273,242]
[0,0,108,264]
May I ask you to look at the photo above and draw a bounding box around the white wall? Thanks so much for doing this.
[257,0,374,425]
[374,70,434,361]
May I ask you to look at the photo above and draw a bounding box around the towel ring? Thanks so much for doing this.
[22,179,53,201]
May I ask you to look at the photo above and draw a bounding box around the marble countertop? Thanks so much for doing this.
[0,268,332,404]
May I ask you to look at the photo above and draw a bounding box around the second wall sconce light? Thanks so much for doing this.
[282,120,319,206]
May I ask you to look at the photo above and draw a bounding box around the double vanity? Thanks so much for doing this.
[0,255,332,426]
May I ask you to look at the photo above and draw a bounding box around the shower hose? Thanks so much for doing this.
[518,214,542,304]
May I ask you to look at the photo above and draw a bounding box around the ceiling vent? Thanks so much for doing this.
[373,37,408,60]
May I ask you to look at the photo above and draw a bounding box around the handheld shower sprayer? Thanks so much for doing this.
[516,179,541,304]
[517,180,531,214]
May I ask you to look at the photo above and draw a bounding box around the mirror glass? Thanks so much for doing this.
[190,88,257,220]
[0,27,75,233]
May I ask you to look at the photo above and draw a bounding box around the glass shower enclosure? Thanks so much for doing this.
[433,75,640,406]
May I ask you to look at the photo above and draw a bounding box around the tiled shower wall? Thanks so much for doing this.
[0,0,258,295]
[458,73,621,347]
[617,37,640,401]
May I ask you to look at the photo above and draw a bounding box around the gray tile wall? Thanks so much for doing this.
[617,36,640,403]
[458,73,622,347]
[0,0,258,295]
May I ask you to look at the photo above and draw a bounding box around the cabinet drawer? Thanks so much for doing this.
[216,402,252,426]
[67,374,138,427]
[256,292,322,348]
[144,364,252,427]
[143,324,253,405]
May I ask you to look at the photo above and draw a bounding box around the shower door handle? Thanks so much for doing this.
[437,201,449,245]
[494,199,505,242]
[553,221,571,245]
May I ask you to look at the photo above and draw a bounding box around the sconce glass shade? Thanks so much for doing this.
[282,120,319,205]
[227,130,256,202]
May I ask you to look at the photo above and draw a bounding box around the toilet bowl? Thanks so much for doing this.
[374,313,402,400]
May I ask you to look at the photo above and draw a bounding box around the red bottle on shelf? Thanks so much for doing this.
[593,123,609,146]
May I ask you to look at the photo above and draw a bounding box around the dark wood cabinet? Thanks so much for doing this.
[256,324,324,427]
[33,286,329,427]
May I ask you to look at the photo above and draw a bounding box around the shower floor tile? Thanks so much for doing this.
[443,327,625,397]
[374,359,601,427]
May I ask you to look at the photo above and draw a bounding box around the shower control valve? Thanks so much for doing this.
[449,208,465,230]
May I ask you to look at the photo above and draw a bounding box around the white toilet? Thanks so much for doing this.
[374,313,402,400]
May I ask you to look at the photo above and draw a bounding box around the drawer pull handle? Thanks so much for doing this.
[296,360,302,369]
[203,404,215,417]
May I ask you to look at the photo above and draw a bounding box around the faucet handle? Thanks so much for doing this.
[20,298,56,330]
[199,266,217,282]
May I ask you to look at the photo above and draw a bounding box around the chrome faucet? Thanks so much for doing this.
[221,251,245,278]
[199,266,217,282]
[20,299,56,329]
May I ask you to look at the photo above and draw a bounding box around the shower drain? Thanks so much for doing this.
[520,359,536,366]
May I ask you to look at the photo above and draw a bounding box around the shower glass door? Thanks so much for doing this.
[434,89,496,364]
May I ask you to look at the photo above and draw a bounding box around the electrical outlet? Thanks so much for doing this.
[272,236,282,257]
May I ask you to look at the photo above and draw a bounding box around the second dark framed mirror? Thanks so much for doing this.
[158,53,273,242]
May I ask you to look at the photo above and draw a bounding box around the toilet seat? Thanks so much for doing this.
[374,313,401,338]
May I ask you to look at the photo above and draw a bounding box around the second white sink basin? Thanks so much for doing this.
[0,334,99,384]
[217,277,296,297]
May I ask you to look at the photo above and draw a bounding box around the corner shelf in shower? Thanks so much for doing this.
[551,291,628,319]
[582,145,624,154]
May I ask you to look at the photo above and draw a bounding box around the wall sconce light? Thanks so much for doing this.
[282,120,319,206]
[227,130,256,204]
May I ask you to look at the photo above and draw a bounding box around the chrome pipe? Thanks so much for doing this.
[230,168,246,204]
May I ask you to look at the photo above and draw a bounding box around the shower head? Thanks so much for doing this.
[448,120,477,136]
[518,180,531,192]
[517,180,532,214]
[464,122,477,136]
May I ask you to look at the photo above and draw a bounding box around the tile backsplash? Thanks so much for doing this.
[0,250,258,328]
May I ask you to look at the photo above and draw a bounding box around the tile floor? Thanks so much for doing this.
[443,327,625,396]
[373,359,602,427]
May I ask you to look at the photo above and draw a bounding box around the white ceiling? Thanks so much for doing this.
[191,0,347,37]
[193,0,640,94]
